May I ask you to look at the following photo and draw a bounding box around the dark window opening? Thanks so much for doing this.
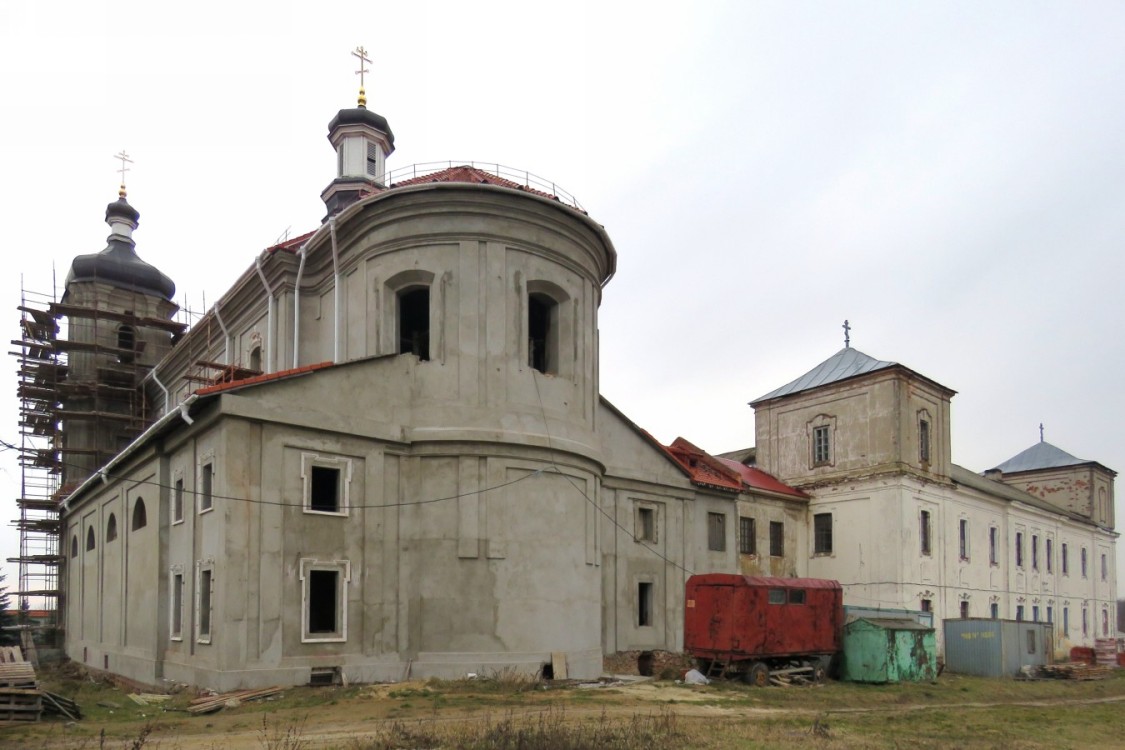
[707,512,726,551]
[990,603,999,619]
[813,425,830,465]
[86,526,95,551]
[768,588,786,605]
[106,513,118,542]
[1032,534,1039,571]
[1081,547,1087,578]
[989,527,998,565]
[1016,532,1024,567]
[739,517,756,555]
[637,582,653,627]
[528,293,557,374]
[920,599,932,613]
[1047,606,1053,623]
[249,345,262,373]
[636,507,655,542]
[1062,543,1069,575]
[398,287,430,360]
[70,535,78,558]
[131,498,147,530]
[919,419,931,463]
[1033,605,1040,622]
[960,600,969,618]
[308,570,339,634]
[920,510,932,556]
[201,463,213,512]
[813,513,832,554]
[769,521,784,557]
[1046,539,1053,573]
[1016,604,1024,622]
[172,574,183,637]
[788,589,806,605]
[199,569,213,638]
[117,324,136,363]
[958,519,968,560]
[174,479,184,522]
[366,142,379,177]
[310,466,341,513]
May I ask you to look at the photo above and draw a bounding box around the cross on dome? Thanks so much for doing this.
[842,319,851,348]
[352,46,371,107]
[114,150,133,198]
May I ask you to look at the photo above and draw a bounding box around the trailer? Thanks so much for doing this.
[684,574,843,686]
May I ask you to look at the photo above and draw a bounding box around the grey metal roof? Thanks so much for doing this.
[751,347,897,404]
[950,464,1099,526]
[991,441,1086,474]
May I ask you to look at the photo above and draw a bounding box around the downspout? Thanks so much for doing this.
[151,367,171,415]
[293,243,308,368]
[214,303,231,365]
[255,257,274,374]
[330,216,341,363]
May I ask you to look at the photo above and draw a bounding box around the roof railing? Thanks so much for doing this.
[384,161,584,211]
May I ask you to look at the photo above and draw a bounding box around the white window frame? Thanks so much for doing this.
[299,558,351,643]
[300,452,353,516]
[172,469,185,525]
[169,565,185,641]
[198,451,216,515]
[195,559,215,644]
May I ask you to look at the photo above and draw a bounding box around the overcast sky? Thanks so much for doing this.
[1,1,1122,596]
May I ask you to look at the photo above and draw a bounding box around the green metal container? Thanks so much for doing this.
[842,617,937,683]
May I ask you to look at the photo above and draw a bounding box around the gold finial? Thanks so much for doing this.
[352,45,371,107]
[114,150,133,198]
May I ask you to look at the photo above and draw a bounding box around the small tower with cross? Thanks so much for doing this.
[321,46,396,220]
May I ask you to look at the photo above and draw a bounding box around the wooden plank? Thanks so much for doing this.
[551,652,568,681]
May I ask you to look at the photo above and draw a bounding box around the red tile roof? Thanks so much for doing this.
[195,361,335,396]
[265,229,317,255]
[715,457,809,499]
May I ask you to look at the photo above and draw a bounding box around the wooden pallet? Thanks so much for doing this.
[0,658,42,722]
[187,686,284,715]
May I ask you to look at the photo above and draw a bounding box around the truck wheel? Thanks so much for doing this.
[743,662,769,687]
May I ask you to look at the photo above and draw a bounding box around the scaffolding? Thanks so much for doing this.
[9,281,187,645]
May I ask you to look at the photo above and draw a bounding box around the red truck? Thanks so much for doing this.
[684,574,844,686]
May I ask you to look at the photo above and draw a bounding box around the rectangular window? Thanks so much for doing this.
[990,602,999,619]
[769,521,784,557]
[636,506,656,543]
[738,516,756,555]
[197,567,213,642]
[1062,543,1069,575]
[302,453,352,516]
[813,425,830,465]
[958,519,969,560]
[398,287,430,360]
[960,600,969,618]
[310,466,341,513]
[1016,532,1024,568]
[1081,547,1087,578]
[301,559,350,642]
[171,573,183,639]
[813,513,832,555]
[1032,535,1039,571]
[919,419,931,463]
[1047,605,1053,624]
[1101,553,1107,581]
[768,589,786,605]
[173,478,184,523]
[637,582,653,627]
[707,512,726,552]
[919,510,932,556]
[989,527,998,565]
[1063,607,1069,636]
[1082,608,1088,636]
[788,589,806,605]
[200,462,213,513]
[920,599,932,613]
[1046,539,1053,573]
[1016,604,1024,622]
[1032,605,1039,622]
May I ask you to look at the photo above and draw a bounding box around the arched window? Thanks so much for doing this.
[528,293,558,374]
[106,513,118,542]
[117,324,136,363]
[86,526,96,551]
[71,535,78,558]
[398,287,430,360]
[132,498,147,531]
[249,345,262,373]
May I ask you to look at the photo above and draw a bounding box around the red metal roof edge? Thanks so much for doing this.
[265,229,317,255]
[195,361,335,396]
[714,457,809,499]
[664,437,743,492]
[689,573,842,589]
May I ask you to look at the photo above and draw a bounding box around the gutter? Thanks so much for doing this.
[330,216,341,363]
[254,257,275,374]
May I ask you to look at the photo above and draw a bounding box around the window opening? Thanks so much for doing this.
[1032,605,1040,622]
[106,513,118,542]
[1063,607,1069,635]
[768,589,786,605]
[1047,605,1053,623]
[636,506,656,543]
[1032,534,1039,571]
[1062,543,1069,575]
[198,569,213,640]
[920,599,932,613]
[738,517,755,555]
[813,513,832,554]
[769,521,784,557]
[707,513,726,552]
[398,287,430,360]
[308,569,339,634]
[1082,608,1088,636]
[86,526,95,551]
[1101,553,1107,581]
[990,602,999,619]
[117,324,136,363]
[989,527,998,565]
[131,498,147,531]
[1046,539,1053,573]
[960,600,969,618]
[1081,547,1087,578]
[788,589,806,605]
[310,466,341,513]
[958,519,969,560]
[528,293,558,374]
[813,425,830,465]
[249,345,262,372]
[171,573,183,639]
[1016,532,1024,567]
[71,535,78,558]
[919,419,931,463]
[637,582,653,627]
[174,479,184,523]
[366,141,379,177]
[1016,605,1024,622]
[200,462,213,512]
[919,510,931,556]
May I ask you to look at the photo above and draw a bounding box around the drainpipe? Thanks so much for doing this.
[255,257,274,374]
[151,367,171,415]
[214,303,231,365]
[329,216,341,363]
[293,243,308,368]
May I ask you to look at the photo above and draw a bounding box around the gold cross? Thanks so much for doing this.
[114,150,133,197]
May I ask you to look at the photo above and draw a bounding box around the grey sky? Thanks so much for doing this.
[1,1,1122,594]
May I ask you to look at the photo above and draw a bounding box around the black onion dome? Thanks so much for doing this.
[328,107,395,148]
[65,201,176,300]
